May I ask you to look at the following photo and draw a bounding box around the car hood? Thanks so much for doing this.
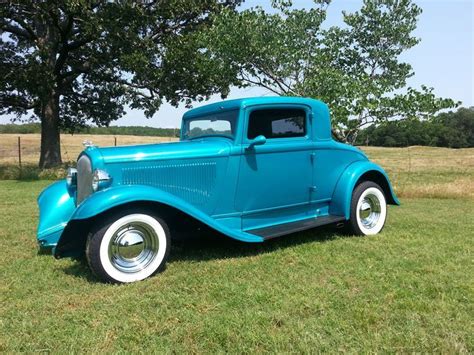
[88,138,233,165]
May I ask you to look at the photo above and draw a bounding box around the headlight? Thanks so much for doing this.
[92,169,112,192]
[66,168,77,187]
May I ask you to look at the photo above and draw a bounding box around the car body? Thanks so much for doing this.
[37,96,399,283]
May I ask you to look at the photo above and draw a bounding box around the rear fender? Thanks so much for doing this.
[329,161,400,219]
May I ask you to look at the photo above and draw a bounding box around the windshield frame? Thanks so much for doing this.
[181,109,239,141]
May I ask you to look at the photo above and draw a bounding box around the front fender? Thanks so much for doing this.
[329,161,400,219]
[37,180,75,249]
[70,185,263,243]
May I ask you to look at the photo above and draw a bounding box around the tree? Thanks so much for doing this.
[435,107,474,148]
[208,0,458,143]
[0,0,241,168]
[355,107,474,148]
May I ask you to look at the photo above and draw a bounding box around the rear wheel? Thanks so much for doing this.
[86,209,170,283]
[347,181,387,236]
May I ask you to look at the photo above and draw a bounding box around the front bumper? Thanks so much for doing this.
[37,180,76,253]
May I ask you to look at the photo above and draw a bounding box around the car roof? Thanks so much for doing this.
[182,96,327,119]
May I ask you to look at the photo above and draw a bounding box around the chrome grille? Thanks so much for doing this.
[76,155,93,205]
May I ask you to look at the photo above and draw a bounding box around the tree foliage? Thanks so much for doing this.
[208,0,459,143]
[0,0,240,167]
[356,107,474,148]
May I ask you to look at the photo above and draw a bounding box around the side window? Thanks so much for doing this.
[247,108,306,139]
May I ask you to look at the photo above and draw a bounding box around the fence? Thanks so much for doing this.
[1,137,473,199]
[0,133,178,166]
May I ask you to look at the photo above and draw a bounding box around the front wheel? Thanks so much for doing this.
[86,209,171,283]
[347,181,387,236]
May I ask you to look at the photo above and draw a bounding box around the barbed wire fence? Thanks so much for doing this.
[0,136,40,165]
[0,135,179,169]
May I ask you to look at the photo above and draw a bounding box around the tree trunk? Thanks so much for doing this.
[39,93,62,168]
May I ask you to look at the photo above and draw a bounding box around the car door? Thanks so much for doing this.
[235,105,314,230]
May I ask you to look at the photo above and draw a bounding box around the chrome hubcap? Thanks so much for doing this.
[109,222,159,273]
[359,193,381,229]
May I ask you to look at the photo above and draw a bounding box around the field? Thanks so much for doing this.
[363,146,474,199]
[1,131,473,199]
[0,133,178,180]
[0,133,178,164]
[0,139,473,352]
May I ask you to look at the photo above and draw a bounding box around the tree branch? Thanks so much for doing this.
[3,13,37,40]
[66,38,91,51]
[58,61,92,88]
[238,69,282,95]
[55,37,92,75]
[250,60,295,95]
[0,94,37,110]
[0,21,32,39]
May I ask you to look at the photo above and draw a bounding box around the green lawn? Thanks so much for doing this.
[0,180,472,352]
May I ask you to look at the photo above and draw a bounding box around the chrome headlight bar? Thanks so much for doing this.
[66,168,77,187]
[92,169,112,192]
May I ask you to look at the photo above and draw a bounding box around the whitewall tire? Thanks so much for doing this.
[86,210,171,283]
[348,181,387,236]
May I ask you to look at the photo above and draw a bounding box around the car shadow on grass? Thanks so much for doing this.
[168,225,349,263]
[60,224,350,283]
[61,257,98,282]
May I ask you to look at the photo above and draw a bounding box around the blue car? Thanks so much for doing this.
[37,97,399,283]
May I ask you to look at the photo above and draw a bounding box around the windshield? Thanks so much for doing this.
[183,110,238,140]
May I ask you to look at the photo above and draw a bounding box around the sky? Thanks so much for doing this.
[1,0,473,128]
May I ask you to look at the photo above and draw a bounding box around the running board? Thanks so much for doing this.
[247,215,346,240]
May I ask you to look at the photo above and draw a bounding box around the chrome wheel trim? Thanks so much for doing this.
[355,187,387,235]
[108,222,159,273]
[358,193,382,230]
[99,214,167,283]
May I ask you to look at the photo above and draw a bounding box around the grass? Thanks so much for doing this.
[1,155,473,351]
[0,142,473,351]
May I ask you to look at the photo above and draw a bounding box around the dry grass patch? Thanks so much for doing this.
[361,146,474,199]
[0,133,177,164]
[397,177,474,199]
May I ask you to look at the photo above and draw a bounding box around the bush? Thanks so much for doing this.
[0,163,72,180]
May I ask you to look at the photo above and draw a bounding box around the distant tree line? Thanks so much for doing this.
[0,123,180,137]
[3,107,473,148]
[356,107,474,148]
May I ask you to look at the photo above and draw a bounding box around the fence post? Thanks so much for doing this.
[18,136,22,178]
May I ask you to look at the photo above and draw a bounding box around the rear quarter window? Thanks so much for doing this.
[248,108,306,139]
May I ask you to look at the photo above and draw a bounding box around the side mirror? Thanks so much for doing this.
[248,135,267,149]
